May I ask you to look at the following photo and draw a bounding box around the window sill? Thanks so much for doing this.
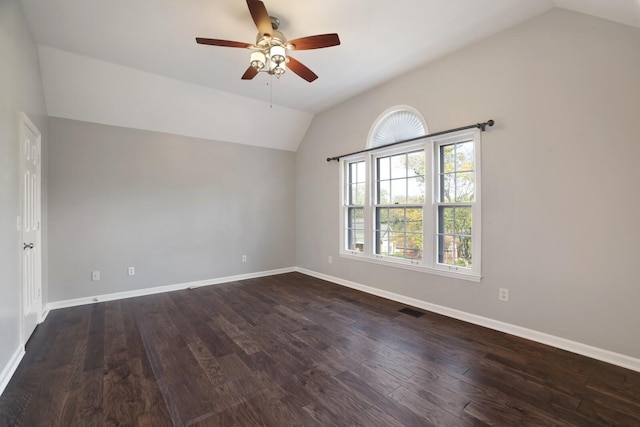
[339,251,481,283]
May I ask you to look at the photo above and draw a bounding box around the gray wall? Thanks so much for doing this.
[296,9,640,359]
[48,118,296,301]
[0,0,48,375]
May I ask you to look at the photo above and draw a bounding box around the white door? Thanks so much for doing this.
[20,113,42,343]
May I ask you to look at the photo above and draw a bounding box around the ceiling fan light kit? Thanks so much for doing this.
[196,0,340,82]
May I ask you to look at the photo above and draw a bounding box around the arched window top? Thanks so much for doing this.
[367,105,428,149]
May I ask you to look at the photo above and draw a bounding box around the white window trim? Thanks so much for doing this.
[339,129,482,282]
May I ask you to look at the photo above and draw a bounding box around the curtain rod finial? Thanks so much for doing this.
[478,120,495,131]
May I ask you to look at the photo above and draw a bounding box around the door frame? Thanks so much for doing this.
[18,112,43,345]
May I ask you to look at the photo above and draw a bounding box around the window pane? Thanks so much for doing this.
[349,163,358,182]
[457,236,472,267]
[441,173,454,203]
[407,151,424,177]
[391,179,406,204]
[378,180,390,204]
[388,208,405,232]
[356,183,366,205]
[456,141,474,172]
[438,234,454,265]
[388,232,405,257]
[437,223,472,267]
[357,161,366,181]
[353,207,364,227]
[378,157,390,180]
[441,145,455,173]
[438,206,454,234]
[438,235,473,267]
[456,172,474,202]
[377,230,391,256]
[355,229,365,249]
[375,207,390,256]
[347,207,363,229]
[349,184,357,205]
[405,208,422,233]
[376,208,423,259]
[454,207,472,235]
[347,207,364,252]
[391,154,406,179]
[377,207,389,229]
[407,177,425,203]
[406,233,423,261]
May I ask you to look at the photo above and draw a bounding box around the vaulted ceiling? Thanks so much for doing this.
[20,0,640,151]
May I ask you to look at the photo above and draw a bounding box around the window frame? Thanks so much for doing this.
[339,129,482,282]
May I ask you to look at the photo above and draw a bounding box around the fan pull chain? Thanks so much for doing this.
[269,73,273,109]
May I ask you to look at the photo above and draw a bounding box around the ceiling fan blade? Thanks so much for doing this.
[241,65,259,80]
[196,38,252,48]
[288,33,340,50]
[286,56,318,82]
[246,0,272,37]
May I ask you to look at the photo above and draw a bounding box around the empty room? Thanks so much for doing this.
[1,0,639,425]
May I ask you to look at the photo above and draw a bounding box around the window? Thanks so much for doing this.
[375,150,425,261]
[437,139,475,268]
[368,107,426,148]
[340,109,481,281]
[344,160,365,252]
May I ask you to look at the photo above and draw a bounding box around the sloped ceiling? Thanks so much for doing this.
[20,0,640,151]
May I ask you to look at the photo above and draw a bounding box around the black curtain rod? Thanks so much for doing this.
[326,119,495,162]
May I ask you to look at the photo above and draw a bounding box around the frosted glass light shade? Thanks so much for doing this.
[270,45,286,64]
[273,62,285,76]
[250,51,266,70]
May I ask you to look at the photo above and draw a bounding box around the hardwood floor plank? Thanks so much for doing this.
[137,308,216,426]
[335,370,431,426]
[463,357,581,410]
[187,339,226,387]
[83,303,105,372]
[2,272,639,426]
[463,400,571,427]
[18,364,75,427]
[213,314,262,355]
[64,368,103,427]
[297,367,379,425]
[577,398,640,427]
[388,385,468,426]
[0,310,65,426]
[103,301,141,427]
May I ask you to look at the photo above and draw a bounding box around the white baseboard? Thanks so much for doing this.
[296,267,640,373]
[0,346,25,396]
[47,267,296,311]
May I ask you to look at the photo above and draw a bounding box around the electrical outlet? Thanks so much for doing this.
[499,288,509,302]
[328,255,333,264]
[91,271,100,281]
[128,266,135,276]
[242,255,247,263]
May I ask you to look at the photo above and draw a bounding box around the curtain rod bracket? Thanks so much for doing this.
[326,119,495,162]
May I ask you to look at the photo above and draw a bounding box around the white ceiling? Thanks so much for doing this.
[19,0,640,150]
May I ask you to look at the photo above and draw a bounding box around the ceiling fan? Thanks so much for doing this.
[196,0,340,82]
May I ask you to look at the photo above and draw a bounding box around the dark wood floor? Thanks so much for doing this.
[1,273,639,426]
